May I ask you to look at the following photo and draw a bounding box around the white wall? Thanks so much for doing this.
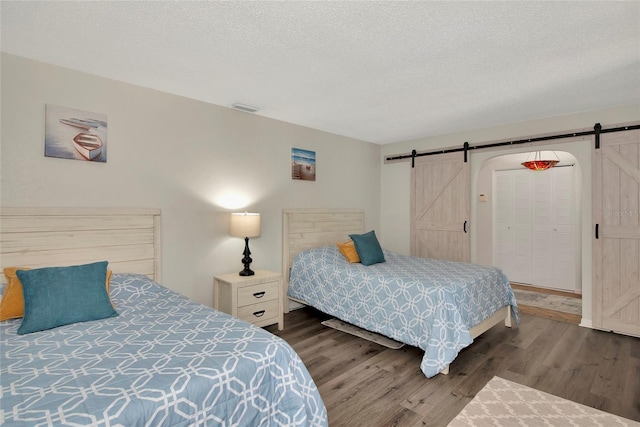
[0,53,382,306]
[380,105,640,327]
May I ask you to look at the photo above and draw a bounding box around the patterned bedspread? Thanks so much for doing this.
[288,246,519,378]
[1,273,327,427]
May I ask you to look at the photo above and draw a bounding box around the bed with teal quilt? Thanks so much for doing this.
[287,246,519,378]
[1,273,327,427]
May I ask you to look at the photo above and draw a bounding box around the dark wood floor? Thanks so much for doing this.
[266,307,640,426]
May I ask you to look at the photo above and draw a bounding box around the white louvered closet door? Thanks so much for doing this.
[493,167,577,291]
[494,170,532,284]
[531,167,577,290]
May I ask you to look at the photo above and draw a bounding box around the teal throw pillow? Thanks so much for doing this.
[348,230,386,266]
[16,261,118,335]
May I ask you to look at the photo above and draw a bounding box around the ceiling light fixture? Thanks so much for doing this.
[521,151,559,171]
[231,103,260,113]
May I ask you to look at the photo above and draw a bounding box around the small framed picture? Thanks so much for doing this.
[45,104,108,162]
[291,148,316,181]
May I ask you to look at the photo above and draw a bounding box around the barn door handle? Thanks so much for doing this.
[463,221,467,233]
[595,223,599,239]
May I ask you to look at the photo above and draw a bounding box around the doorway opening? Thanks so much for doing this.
[476,150,583,321]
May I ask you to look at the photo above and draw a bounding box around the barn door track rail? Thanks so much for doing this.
[386,123,640,167]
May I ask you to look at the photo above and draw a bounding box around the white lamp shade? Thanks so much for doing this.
[230,212,261,238]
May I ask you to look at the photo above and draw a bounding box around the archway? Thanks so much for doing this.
[475,150,582,293]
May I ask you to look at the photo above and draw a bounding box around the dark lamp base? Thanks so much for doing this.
[238,236,255,276]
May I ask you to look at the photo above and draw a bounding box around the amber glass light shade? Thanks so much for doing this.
[521,151,559,171]
[521,159,559,171]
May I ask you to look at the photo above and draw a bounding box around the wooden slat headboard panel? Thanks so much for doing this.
[0,208,161,282]
[282,208,364,312]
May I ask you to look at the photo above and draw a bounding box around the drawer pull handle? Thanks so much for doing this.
[253,292,266,299]
[253,310,266,318]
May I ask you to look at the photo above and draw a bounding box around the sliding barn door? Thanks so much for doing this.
[411,152,470,262]
[593,129,640,337]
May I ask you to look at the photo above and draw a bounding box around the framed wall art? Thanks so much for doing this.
[291,148,316,181]
[45,104,108,162]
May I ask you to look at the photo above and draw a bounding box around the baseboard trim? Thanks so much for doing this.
[511,282,581,299]
[579,319,593,329]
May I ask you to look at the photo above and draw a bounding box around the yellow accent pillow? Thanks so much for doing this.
[0,267,113,321]
[106,270,114,308]
[0,267,30,321]
[337,240,360,263]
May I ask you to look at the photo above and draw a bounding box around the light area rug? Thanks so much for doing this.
[512,288,582,315]
[448,376,640,426]
[321,318,404,349]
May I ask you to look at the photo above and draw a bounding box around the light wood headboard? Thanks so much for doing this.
[0,208,161,282]
[282,208,364,312]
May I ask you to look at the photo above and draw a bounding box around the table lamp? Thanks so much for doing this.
[229,212,261,276]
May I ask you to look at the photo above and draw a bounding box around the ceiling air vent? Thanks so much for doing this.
[231,103,260,113]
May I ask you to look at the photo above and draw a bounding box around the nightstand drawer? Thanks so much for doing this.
[237,281,279,307]
[237,299,279,324]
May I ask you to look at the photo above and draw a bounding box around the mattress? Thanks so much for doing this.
[287,246,519,378]
[1,273,327,426]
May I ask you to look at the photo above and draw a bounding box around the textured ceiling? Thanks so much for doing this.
[2,1,639,144]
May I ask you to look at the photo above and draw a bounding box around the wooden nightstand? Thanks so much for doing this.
[214,270,284,330]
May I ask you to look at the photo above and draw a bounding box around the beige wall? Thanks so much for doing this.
[380,104,640,326]
[4,52,639,327]
[0,53,382,306]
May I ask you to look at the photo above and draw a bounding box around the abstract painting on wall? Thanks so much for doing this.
[291,148,316,181]
[45,104,108,162]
